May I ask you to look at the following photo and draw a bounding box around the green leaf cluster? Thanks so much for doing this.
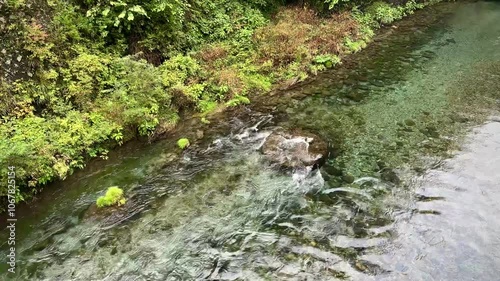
[313,54,341,68]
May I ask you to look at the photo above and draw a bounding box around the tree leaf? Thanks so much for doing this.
[118,10,126,19]
[129,5,147,16]
[110,1,127,7]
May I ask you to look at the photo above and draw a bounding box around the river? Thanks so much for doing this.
[1,1,500,280]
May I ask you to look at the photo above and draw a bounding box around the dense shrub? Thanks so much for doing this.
[358,0,425,27]
[97,57,178,136]
[0,112,121,195]
[254,7,360,82]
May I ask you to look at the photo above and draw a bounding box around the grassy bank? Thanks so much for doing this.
[0,0,439,205]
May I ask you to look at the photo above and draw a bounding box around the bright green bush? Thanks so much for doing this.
[96,186,126,208]
[366,2,404,25]
[85,0,186,43]
[61,52,112,109]
[160,55,202,88]
[97,57,178,136]
[0,112,121,191]
[363,0,425,26]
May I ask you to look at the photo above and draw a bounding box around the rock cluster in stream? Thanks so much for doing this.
[260,129,328,168]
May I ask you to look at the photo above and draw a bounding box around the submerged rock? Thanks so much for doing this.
[82,199,134,226]
[381,169,401,185]
[489,116,500,123]
[345,91,365,102]
[83,203,121,220]
[277,264,302,277]
[342,174,355,184]
[404,119,416,126]
[260,129,328,168]
[195,129,204,140]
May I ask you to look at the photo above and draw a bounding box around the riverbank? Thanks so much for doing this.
[0,0,440,206]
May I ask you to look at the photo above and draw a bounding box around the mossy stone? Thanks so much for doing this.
[342,174,355,183]
[177,138,190,149]
[404,119,416,126]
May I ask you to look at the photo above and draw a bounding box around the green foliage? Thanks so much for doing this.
[239,70,273,93]
[344,37,367,53]
[302,0,351,12]
[82,0,275,56]
[160,55,201,88]
[324,0,351,10]
[225,94,251,107]
[313,54,341,68]
[97,57,178,136]
[0,111,121,190]
[366,1,404,24]
[96,186,126,208]
[159,55,221,113]
[85,0,185,44]
[177,138,190,149]
[363,1,425,26]
[172,0,271,51]
[345,0,428,57]
[197,100,218,113]
[61,52,112,109]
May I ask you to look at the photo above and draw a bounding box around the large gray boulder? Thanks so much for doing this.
[261,130,328,168]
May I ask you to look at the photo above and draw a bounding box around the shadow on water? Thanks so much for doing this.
[2,1,500,280]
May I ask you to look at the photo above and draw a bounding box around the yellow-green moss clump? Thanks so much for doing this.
[96,186,126,208]
[177,138,190,149]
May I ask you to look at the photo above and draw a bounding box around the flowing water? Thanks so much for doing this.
[2,1,500,280]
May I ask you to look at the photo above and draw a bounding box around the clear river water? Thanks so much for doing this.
[1,1,500,280]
